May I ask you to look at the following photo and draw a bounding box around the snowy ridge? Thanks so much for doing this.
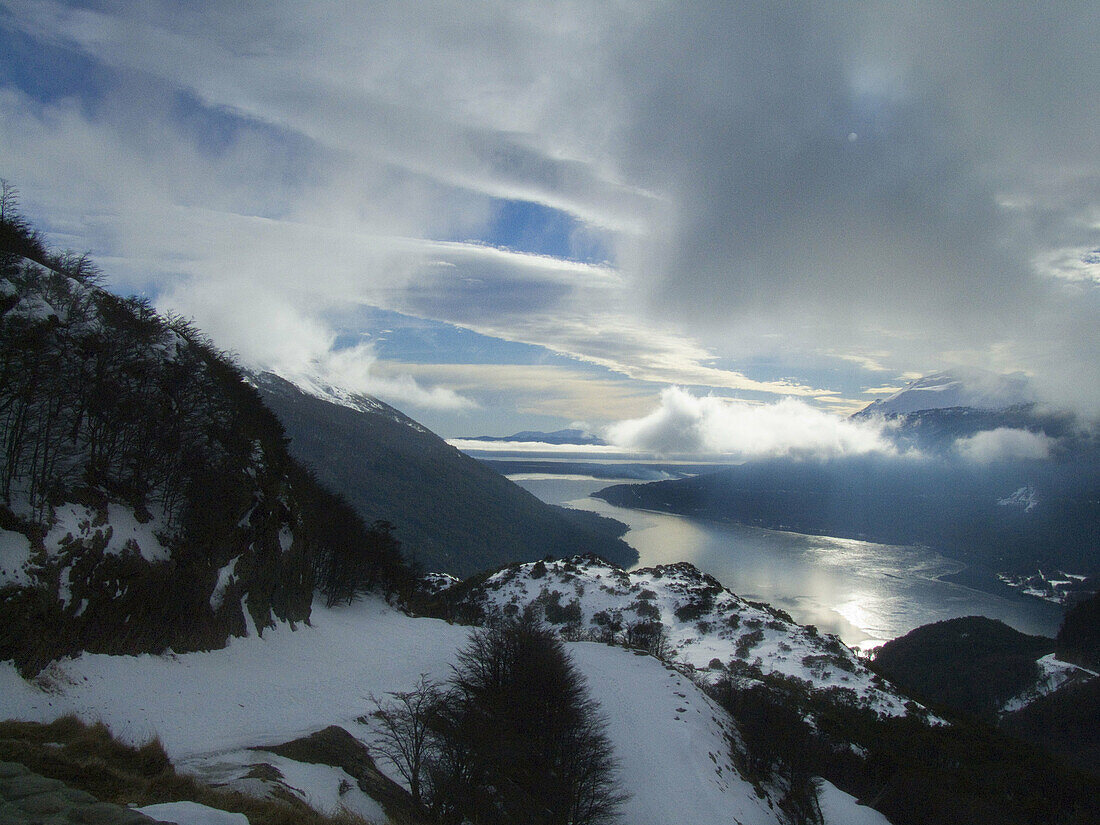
[1000,653,1097,714]
[264,370,431,434]
[0,595,884,825]
[444,556,918,719]
[857,369,1034,417]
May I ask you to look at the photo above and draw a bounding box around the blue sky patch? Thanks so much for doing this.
[477,198,611,265]
[0,23,108,114]
[330,305,580,368]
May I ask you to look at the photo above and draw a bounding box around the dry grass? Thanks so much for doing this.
[0,715,384,825]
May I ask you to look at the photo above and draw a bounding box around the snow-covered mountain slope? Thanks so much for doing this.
[1000,653,1097,714]
[856,369,1034,417]
[0,595,881,825]
[438,556,918,719]
[256,369,431,434]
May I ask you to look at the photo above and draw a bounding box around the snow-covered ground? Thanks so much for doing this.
[0,527,32,587]
[1001,652,1098,713]
[454,556,917,718]
[996,570,1092,605]
[1,594,881,825]
[1,502,174,605]
[137,801,250,825]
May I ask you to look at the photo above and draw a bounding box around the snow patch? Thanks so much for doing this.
[210,556,240,612]
[1000,653,1096,713]
[45,501,172,563]
[0,527,33,587]
[136,801,249,825]
[817,779,892,825]
[182,749,386,823]
[997,485,1039,512]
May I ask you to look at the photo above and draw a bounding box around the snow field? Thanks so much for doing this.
[1,594,881,825]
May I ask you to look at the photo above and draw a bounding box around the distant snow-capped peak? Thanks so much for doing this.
[248,368,430,433]
[858,369,1035,417]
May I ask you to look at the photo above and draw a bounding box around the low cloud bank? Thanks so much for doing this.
[162,280,474,412]
[604,388,896,460]
[953,428,1055,463]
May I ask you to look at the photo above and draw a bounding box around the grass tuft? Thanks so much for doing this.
[0,716,385,825]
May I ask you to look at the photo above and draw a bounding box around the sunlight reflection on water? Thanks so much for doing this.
[509,472,1064,649]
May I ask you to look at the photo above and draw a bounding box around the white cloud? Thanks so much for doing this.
[378,362,656,422]
[605,387,897,460]
[953,428,1056,463]
[157,278,473,412]
[2,1,1099,420]
[304,343,476,411]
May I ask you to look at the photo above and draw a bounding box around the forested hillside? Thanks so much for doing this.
[0,201,408,673]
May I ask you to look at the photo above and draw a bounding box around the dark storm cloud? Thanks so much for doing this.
[602,3,1097,351]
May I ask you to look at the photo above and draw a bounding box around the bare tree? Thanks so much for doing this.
[371,674,440,805]
[0,179,18,225]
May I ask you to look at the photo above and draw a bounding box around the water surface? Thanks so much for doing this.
[511,471,1065,650]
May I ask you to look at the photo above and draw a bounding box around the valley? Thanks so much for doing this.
[486,461,1067,651]
[1,207,1097,825]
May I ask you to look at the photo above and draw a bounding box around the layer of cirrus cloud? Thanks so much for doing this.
[0,1,1097,420]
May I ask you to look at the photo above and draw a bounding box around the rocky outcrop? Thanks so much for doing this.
[255,726,431,825]
[0,761,156,825]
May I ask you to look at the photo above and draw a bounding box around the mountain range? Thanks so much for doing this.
[852,370,1081,454]
[464,428,608,446]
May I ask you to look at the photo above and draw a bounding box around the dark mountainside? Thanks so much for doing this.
[0,213,407,674]
[252,371,636,577]
[871,616,1055,719]
[871,611,1100,776]
[1055,590,1100,671]
[594,452,1100,576]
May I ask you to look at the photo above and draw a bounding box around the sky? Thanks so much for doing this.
[1,1,1098,444]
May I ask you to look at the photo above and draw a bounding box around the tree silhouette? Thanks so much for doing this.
[428,616,625,825]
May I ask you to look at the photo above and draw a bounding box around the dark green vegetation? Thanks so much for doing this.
[595,452,1100,575]
[1056,590,1100,670]
[1000,678,1100,777]
[0,200,409,674]
[708,666,1100,825]
[1000,596,1100,776]
[0,716,377,825]
[871,616,1054,719]
[253,372,636,577]
[868,611,1100,776]
[371,617,624,825]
